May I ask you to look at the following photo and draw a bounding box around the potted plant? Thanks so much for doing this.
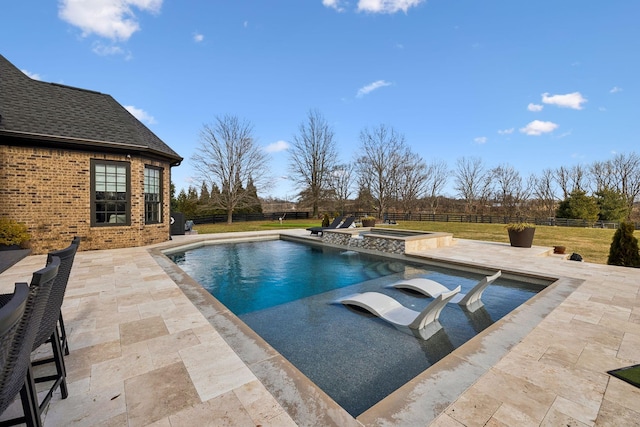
[321,213,330,228]
[361,216,377,227]
[505,222,536,248]
[0,218,31,250]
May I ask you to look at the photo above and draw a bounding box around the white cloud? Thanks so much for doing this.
[541,92,587,110]
[599,107,607,112]
[265,140,290,153]
[21,69,41,80]
[356,80,392,97]
[474,137,487,144]
[357,0,424,13]
[557,131,572,139]
[322,0,345,11]
[92,41,126,56]
[58,0,163,41]
[610,86,622,93]
[527,103,543,112]
[193,33,204,42]
[124,105,156,124]
[498,128,514,135]
[519,120,558,136]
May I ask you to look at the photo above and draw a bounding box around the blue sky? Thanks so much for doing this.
[2,1,639,200]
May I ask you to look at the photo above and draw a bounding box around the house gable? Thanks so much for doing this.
[0,54,182,165]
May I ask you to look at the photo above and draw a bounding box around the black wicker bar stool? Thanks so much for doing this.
[0,257,60,427]
[30,238,79,409]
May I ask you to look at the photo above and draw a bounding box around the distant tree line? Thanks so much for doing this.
[448,153,640,223]
[172,178,262,221]
[173,110,640,224]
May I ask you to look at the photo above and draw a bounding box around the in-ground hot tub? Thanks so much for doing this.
[321,227,453,254]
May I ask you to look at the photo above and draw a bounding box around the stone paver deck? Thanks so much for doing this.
[0,229,638,426]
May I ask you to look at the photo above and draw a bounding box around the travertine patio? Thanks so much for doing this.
[0,229,638,426]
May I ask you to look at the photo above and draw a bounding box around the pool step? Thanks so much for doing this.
[363,262,405,279]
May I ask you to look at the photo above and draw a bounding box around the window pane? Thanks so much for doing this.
[144,167,162,224]
[93,160,129,226]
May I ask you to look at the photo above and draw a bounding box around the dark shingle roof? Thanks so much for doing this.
[0,55,182,164]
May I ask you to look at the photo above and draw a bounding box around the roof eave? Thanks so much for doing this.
[0,129,183,166]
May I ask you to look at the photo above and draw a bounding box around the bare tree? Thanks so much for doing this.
[423,159,448,214]
[288,109,338,217]
[555,166,571,199]
[590,160,615,193]
[531,168,558,217]
[587,153,640,218]
[191,115,270,224]
[556,164,588,198]
[396,152,428,215]
[490,164,531,217]
[609,152,640,216]
[478,173,495,216]
[454,157,488,214]
[356,124,409,219]
[328,163,355,216]
[571,164,589,192]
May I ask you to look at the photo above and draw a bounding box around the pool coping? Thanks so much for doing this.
[150,230,583,426]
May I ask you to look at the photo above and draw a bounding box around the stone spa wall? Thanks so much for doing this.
[321,228,453,255]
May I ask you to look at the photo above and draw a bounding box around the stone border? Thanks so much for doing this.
[150,232,581,426]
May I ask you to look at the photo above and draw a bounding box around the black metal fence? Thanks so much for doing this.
[372,213,627,229]
[189,211,310,224]
[185,210,634,230]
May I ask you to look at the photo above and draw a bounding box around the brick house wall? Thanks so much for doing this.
[0,145,173,254]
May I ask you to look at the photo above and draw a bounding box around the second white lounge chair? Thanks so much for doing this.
[335,286,461,339]
[387,271,502,312]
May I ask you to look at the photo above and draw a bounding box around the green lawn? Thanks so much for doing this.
[194,219,618,265]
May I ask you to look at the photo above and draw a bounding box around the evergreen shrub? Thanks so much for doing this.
[607,221,640,267]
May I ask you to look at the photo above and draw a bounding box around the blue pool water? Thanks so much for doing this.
[169,240,418,315]
[169,239,545,416]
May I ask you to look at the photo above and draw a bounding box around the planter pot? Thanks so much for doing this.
[0,244,21,251]
[361,219,376,227]
[507,228,535,248]
[553,245,566,254]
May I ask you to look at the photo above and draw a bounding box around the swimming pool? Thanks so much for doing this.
[167,238,547,416]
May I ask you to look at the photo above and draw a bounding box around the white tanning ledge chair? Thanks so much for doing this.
[335,286,461,340]
[387,270,502,313]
